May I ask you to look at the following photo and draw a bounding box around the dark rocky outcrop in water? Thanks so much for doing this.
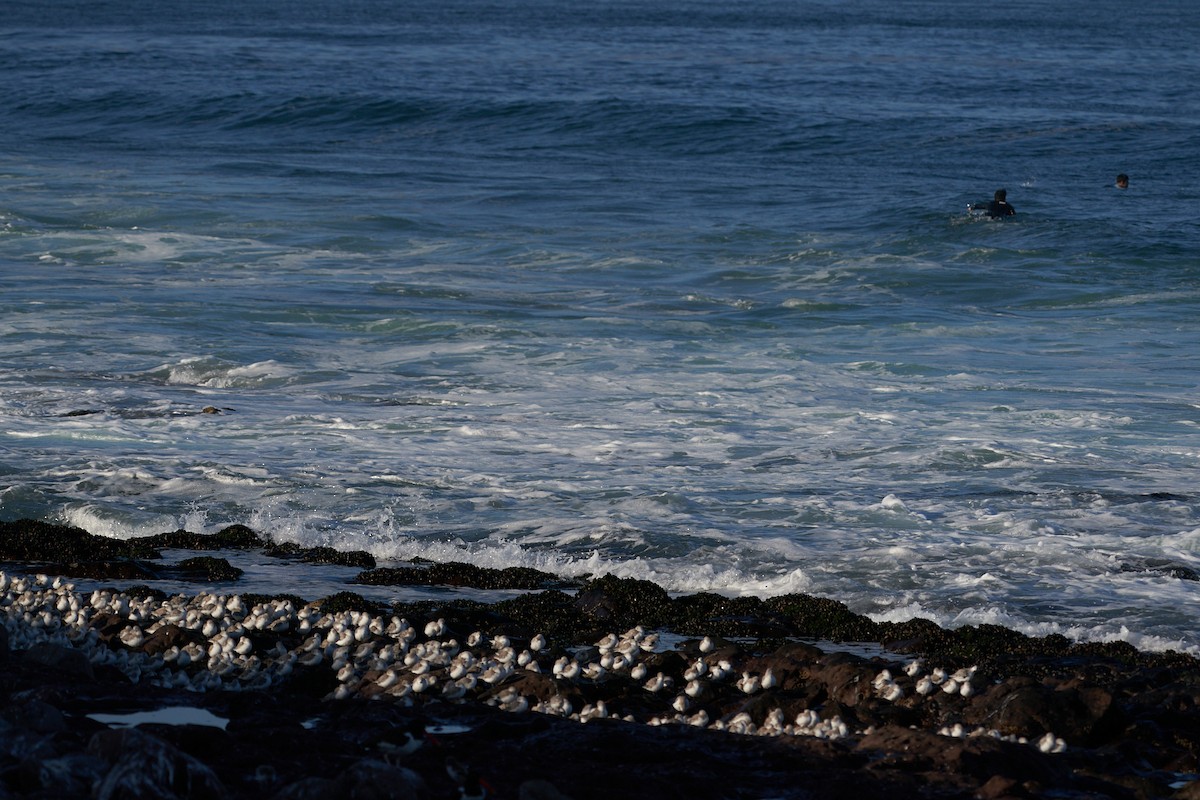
[0,519,375,580]
[354,562,575,591]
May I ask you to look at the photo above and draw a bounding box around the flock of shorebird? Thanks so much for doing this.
[0,571,1066,753]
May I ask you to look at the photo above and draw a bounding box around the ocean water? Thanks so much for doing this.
[3,0,1200,653]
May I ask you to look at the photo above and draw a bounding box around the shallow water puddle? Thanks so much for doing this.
[87,707,230,730]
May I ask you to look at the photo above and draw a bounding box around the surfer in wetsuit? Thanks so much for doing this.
[1115,173,1129,189]
[972,188,1016,218]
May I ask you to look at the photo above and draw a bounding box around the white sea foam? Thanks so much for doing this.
[155,358,297,389]
[60,504,179,541]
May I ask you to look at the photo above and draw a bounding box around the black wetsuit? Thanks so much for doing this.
[984,200,1015,218]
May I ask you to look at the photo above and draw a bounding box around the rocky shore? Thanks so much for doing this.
[1,518,1199,800]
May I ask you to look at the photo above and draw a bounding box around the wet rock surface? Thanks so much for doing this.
[2,519,1199,799]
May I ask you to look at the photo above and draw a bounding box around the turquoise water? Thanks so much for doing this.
[2,0,1200,651]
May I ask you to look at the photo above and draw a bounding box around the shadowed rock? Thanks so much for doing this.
[354,562,570,591]
[136,525,267,551]
[264,541,376,569]
[175,556,243,582]
[572,574,672,628]
[89,728,228,800]
[0,519,159,562]
[1119,558,1200,582]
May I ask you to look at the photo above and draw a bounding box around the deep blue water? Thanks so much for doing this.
[3,0,1200,652]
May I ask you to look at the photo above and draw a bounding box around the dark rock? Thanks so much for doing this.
[0,518,159,562]
[122,584,172,602]
[808,656,876,708]
[89,728,229,800]
[277,661,342,700]
[139,722,236,772]
[878,615,945,649]
[141,624,204,656]
[331,759,428,800]
[573,574,672,628]
[62,559,163,580]
[23,642,95,680]
[490,671,561,706]
[135,525,267,551]
[90,611,135,643]
[28,752,109,798]
[174,556,244,581]
[1119,559,1200,582]
[1,698,67,734]
[269,777,339,800]
[671,592,784,638]
[963,676,1114,743]
[519,779,576,800]
[354,562,568,591]
[264,541,376,569]
[491,591,592,644]
[764,593,883,641]
[240,592,309,612]
[211,524,268,548]
[856,725,1068,791]
[913,623,1072,671]
[313,591,380,615]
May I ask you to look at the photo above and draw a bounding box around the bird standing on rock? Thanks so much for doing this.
[373,721,427,760]
[446,757,493,800]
